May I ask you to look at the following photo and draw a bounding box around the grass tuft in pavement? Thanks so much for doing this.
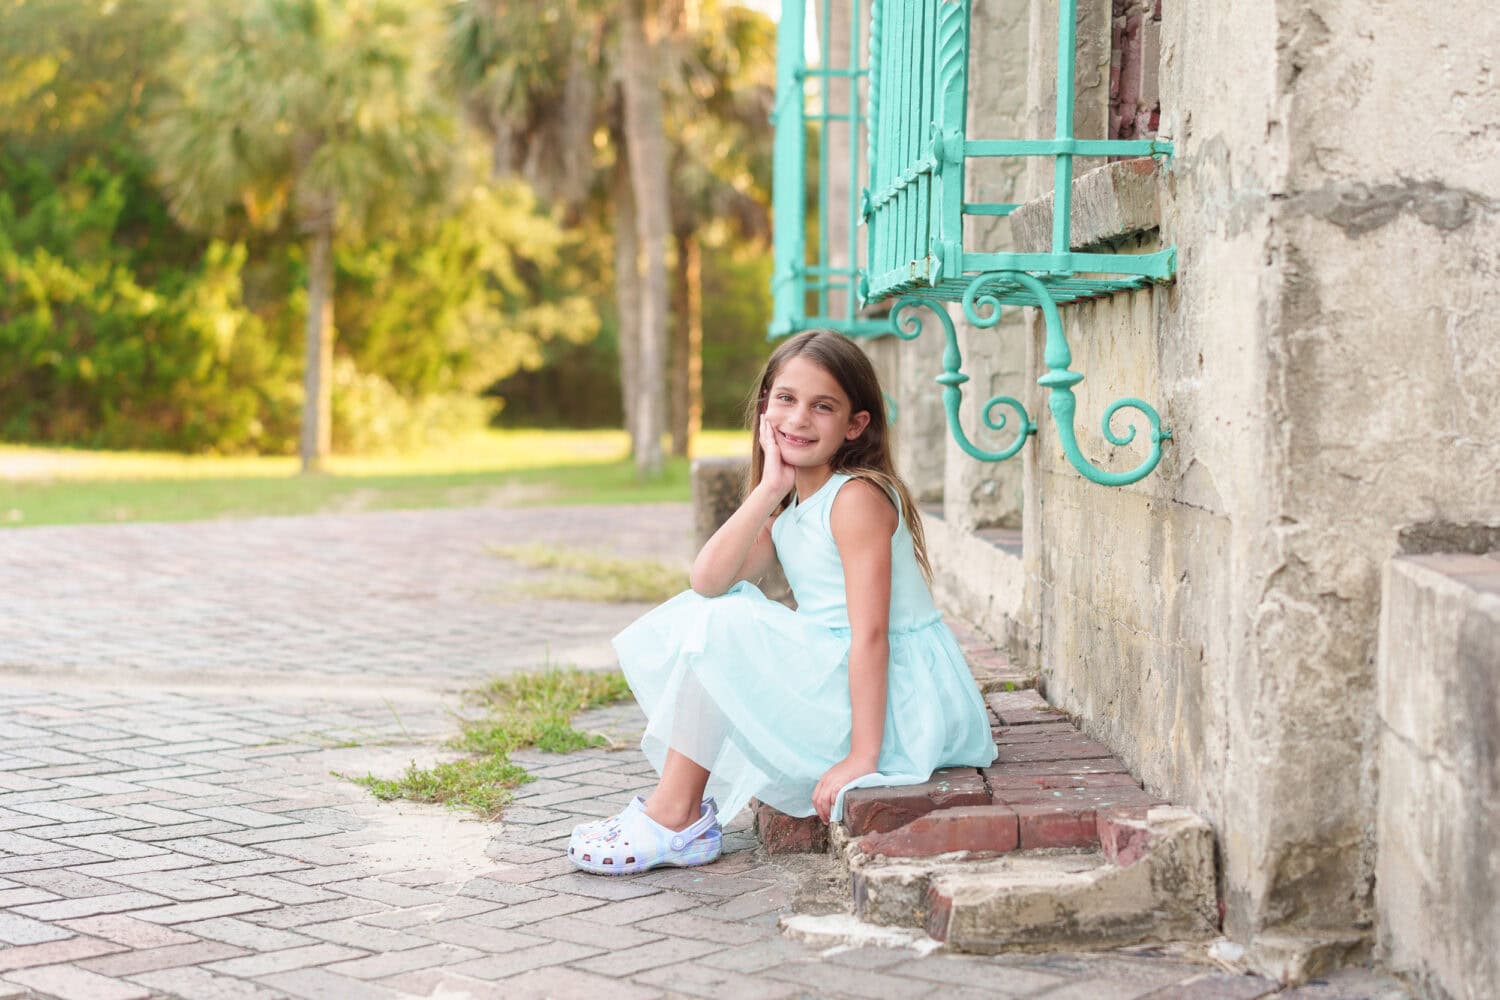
[347,756,535,817]
[457,668,633,755]
[494,543,687,603]
[340,666,634,819]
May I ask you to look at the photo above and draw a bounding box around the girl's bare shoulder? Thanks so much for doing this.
[830,477,897,538]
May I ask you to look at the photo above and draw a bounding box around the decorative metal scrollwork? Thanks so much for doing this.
[890,296,1036,463]
[959,272,1171,487]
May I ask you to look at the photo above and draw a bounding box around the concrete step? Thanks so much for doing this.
[835,805,1220,952]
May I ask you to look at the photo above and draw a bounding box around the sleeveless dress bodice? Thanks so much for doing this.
[771,472,939,633]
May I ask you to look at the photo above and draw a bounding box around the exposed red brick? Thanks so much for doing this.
[987,771,1142,791]
[984,759,1132,778]
[924,883,954,942]
[752,799,828,854]
[1097,806,1154,866]
[931,766,990,799]
[993,722,1081,743]
[994,739,1118,764]
[994,785,1161,814]
[842,769,990,836]
[857,806,1019,859]
[1014,801,1100,849]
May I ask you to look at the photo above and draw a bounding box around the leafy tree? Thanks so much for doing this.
[0,1,300,452]
[334,180,600,403]
[446,0,680,478]
[144,0,453,472]
[662,2,775,454]
[445,0,776,463]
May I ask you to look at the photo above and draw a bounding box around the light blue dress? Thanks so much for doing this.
[611,473,998,823]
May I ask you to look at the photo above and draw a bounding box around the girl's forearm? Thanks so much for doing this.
[689,483,784,596]
[846,636,889,765]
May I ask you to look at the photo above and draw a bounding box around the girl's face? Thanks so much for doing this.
[763,355,871,470]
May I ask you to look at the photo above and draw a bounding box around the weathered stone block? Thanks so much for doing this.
[922,509,1029,665]
[849,859,939,928]
[857,806,1020,859]
[689,456,791,604]
[984,689,1060,726]
[750,800,827,855]
[924,806,1218,951]
[690,457,748,551]
[1009,157,1163,254]
[1375,553,1500,999]
[842,769,991,837]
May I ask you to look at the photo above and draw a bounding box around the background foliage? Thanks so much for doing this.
[0,0,776,454]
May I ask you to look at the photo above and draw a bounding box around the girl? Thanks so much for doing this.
[567,330,997,874]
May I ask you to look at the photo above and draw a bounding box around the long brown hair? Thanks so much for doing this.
[746,330,932,581]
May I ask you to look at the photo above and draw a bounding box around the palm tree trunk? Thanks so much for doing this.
[613,147,641,446]
[670,227,702,457]
[300,220,335,473]
[619,0,670,479]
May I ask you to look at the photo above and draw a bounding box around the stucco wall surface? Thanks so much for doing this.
[1243,0,1500,967]
[1375,554,1500,1000]
[812,0,1497,978]
[1003,0,1500,978]
[1011,0,1289,961]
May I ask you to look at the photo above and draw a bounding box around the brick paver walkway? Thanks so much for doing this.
[0,506,1412,999]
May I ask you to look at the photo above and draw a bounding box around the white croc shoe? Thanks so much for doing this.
[572,796,718,840]
[568,797,721,875]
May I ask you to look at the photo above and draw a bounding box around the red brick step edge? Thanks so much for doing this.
[753,686,1169,859]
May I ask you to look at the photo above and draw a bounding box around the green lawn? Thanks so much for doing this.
[0,429,749,528]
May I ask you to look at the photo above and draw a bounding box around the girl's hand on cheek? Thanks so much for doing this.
[758,415,795,496]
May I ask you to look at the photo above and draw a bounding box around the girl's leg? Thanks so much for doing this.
[642,748,710,832]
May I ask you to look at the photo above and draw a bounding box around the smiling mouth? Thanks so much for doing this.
[779,430,815,447]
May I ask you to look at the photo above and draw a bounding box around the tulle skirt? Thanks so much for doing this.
[611,581,998,823]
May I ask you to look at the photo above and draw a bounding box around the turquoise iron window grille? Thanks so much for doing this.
[769,0,1177,487]
[770,0,891,339]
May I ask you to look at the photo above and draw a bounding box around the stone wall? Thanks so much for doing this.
[798,0,1498,980]
[1376,552,1500,1000]
[1001,0,1500,980]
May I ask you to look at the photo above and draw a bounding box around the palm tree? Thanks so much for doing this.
[663,2,775,455]
[145,0,452,472]
[444,0,775,472]
[616,0,673,478]
[446,0,675,479]
[444,0,598,210]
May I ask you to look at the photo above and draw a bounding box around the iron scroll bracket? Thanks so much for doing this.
[889,296,1036,463]
[958,271,1172,487]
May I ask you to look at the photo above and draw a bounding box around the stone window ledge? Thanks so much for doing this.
[1008,157,1164,254]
